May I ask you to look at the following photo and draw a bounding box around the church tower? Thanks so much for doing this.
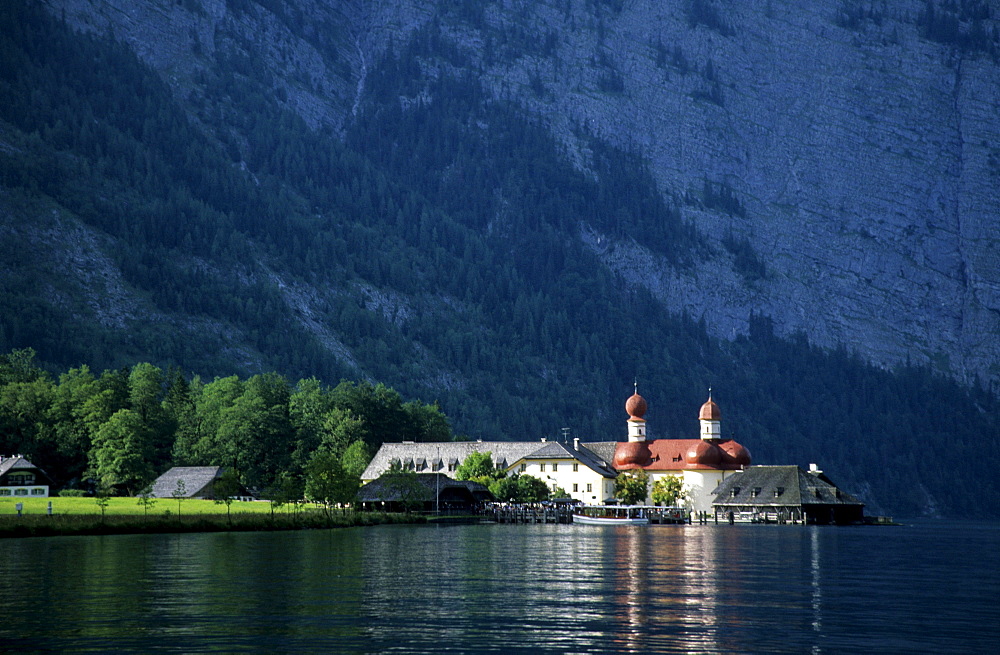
[626,384,648,442]
[699,391,721,440]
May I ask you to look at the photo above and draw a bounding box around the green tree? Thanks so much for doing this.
[94,483,111,520]
[0,377,54,462]
[136,484,157,518]
[212,468,242,523]
[305,450,359,516]
[46,366,101,485]
[380,461,429,513]
[171,478,187,517]
[614,470,649,505]
[0,348,45,385]
[520,475,553,502]
[455,451,500,484]
[341,439,372,479]
[262,471,302,517]
[89,408,154,495]
[651,475,686,507]
[402,400,452,442]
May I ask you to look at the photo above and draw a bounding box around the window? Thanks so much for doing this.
[586,484,592,492]
[31,488,45,496]
[751,487,761,498]
[15,489,28,496]
[551,463,557,472]
[730,487,740,498]
[573,484,578,492]
[519,463,526,472]
[572,463,579,472]
[540,464,546,472]
[0,489,10,496]
[774,487,784,498]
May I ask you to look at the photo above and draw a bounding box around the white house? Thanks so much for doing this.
[0,455,51,498]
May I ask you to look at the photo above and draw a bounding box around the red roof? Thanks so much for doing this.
[612,438,750,471]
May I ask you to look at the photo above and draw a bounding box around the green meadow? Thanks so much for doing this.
[0,497,420,538]
[0,496,274,516]
[1,496,274,516]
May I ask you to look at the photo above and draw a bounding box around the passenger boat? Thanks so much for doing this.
[572,505,651,525]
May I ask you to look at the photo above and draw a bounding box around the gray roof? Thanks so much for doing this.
[151,467,225,498]
[0,455,51,483]
[711,465,864,508]
[362,440,617,481]
[356,473,493,503]
[579,442,618,468]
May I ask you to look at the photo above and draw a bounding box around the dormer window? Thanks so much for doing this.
[751,487,761,498]
[774,487,784,498]
[730,487,740,498]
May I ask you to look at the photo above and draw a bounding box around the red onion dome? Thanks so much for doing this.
[719,441,751,467]
[685,440,722,466]
[613,441,652,468]
[699,396,721,421]
[626,392,648,420]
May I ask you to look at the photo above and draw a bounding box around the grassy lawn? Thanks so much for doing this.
[0,496,422,538]
[0,496,287,517]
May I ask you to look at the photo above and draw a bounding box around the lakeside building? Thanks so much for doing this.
[0,455,51,498]
[711,464,865,525]
[150,466,246,499]
[356,473,493,513]
[362,388,749,511]
[361,439,618,504]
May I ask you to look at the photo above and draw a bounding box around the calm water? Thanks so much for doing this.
[2,519,998,653]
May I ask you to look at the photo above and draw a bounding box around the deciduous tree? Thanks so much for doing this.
[614,470,649,505]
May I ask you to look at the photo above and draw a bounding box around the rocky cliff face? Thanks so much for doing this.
[45,0,1000,385]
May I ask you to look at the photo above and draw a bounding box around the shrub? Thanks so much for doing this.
[58,489,87,497]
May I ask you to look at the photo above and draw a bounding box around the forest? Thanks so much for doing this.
[0,1,997,517]
[0,348,449,499]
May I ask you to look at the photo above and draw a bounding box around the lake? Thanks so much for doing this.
[2,519,998,653]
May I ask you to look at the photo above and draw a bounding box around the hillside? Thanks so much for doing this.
[1,0,998,517]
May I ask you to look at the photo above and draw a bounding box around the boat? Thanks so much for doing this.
[572,505,651,525]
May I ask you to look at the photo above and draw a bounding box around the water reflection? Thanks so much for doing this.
[2,521,998,652]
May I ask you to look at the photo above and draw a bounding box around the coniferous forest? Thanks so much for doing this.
[0,0,997,517]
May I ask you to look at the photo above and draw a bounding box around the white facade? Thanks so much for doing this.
[513,457,615,504]
[0,484,49,498]
[647,470,734,514]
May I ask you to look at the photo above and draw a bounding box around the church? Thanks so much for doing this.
[584,388,751,513]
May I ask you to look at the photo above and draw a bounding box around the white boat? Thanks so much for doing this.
[572,505,651,525]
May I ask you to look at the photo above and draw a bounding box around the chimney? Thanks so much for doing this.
[573,437,580,451]
[541,437,547,442]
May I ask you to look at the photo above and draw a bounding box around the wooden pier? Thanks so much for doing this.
[485,504,691,525]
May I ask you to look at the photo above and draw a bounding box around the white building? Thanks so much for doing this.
[362,438,618,504]
[0,455,51,498]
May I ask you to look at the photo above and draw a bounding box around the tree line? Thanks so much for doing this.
[0,348,450,499]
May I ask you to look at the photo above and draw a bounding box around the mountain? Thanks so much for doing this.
[1,0,998,517]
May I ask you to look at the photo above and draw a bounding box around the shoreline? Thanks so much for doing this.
[0,511,425,539]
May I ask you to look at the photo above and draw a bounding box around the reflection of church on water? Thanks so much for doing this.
[604,522,829,651]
